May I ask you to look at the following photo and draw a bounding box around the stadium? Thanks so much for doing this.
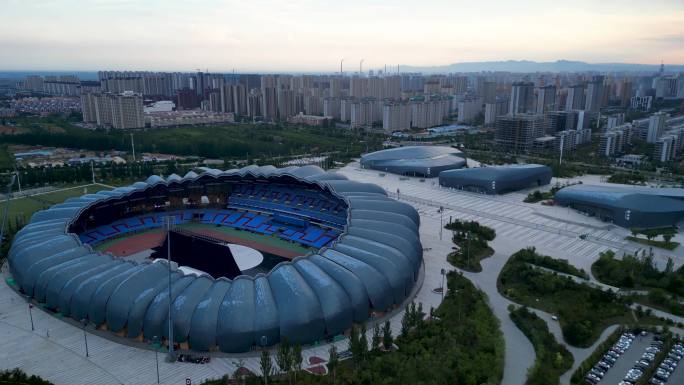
[438,164,552,194]
[360,145,466,177]
[554,184,684,229]
[7,165,422,353]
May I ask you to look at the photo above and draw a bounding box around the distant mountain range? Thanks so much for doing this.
[398,60,684,74]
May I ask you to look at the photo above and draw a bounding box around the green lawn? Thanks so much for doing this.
[6,183,111,226]
[182,223,311,254]
[626,236,679,251]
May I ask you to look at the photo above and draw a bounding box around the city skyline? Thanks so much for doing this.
[1,0,683,72]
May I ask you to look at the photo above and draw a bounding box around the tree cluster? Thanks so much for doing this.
[499,248,629,347]
[509,306,574,385]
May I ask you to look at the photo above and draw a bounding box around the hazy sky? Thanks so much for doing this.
[1,0,683,72]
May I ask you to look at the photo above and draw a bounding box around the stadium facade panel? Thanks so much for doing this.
[554,184,684,229]
[8,165,422,352]
[438,164,552,194]
[360,145,466,177]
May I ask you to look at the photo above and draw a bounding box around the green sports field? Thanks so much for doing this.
[5,183,112,226]
[183,223,311,255]
[91,223,310,256]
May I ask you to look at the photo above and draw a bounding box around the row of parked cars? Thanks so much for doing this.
[585,331,637,384]
[647,342,683,385]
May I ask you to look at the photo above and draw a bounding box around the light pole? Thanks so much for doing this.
[153,336,161,384]
[80,319,89,357]
[164,216,175,362]
[28,302,34,331]
[440,268,446,301]
[439,206,444,241]
[465,232,471,269]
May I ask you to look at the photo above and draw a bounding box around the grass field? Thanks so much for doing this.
[183,223,310,254]
[625,235,680,251]
[92,223,311,259]
[5,183,111,225]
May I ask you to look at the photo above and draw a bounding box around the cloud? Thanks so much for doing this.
[643,34,684,44]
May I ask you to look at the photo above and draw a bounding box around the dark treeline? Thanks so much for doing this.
[1,117,382,161]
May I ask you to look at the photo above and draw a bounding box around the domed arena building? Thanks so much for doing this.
[7,165,422,353]
[439,164,552,194]
[554,184,684,229]
[360,145,466,178]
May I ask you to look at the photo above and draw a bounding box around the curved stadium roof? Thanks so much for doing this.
[360,145,466,178]
[439,164,552,194]
[555,184,684,229]
[8,165,422,352]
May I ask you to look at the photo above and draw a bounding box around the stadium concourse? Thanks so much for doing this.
[5,165,424,354]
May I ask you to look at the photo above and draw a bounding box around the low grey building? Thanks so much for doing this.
[438,164,552,194]
[554,184,684,229]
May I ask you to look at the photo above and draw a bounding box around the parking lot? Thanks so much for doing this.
[669,358,684,384]
[596,333,653,384]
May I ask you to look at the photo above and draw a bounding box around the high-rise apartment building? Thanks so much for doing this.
[261,75,278,121]
[81,92,144,129]
[457,99,482,124]
[495,114,545,152]
[647,112,666,143]
[565,84,586,111]
[323,98,341,120]
[382,103,411,132]
[585,76,604,112]
[509,82,535,115]
[654,135,676,162]
[536,85,557,114]
[484,100,509,126]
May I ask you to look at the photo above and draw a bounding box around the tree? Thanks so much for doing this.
[359,323,369,361]
[665,257,674,274]
[327,345,339,385]
[232,358,247,384]
[417,302,425,327]
[291,343,302,385]
[260,350,273,385]
[275,337,292,383]
[382,320,393,351]
[400,306,411,337]
[630,228,638,238]
[663,233,673,244]
[371,323,382,352]
[348,325,362,368]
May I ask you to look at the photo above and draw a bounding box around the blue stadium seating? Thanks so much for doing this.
[78,183,347,251]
